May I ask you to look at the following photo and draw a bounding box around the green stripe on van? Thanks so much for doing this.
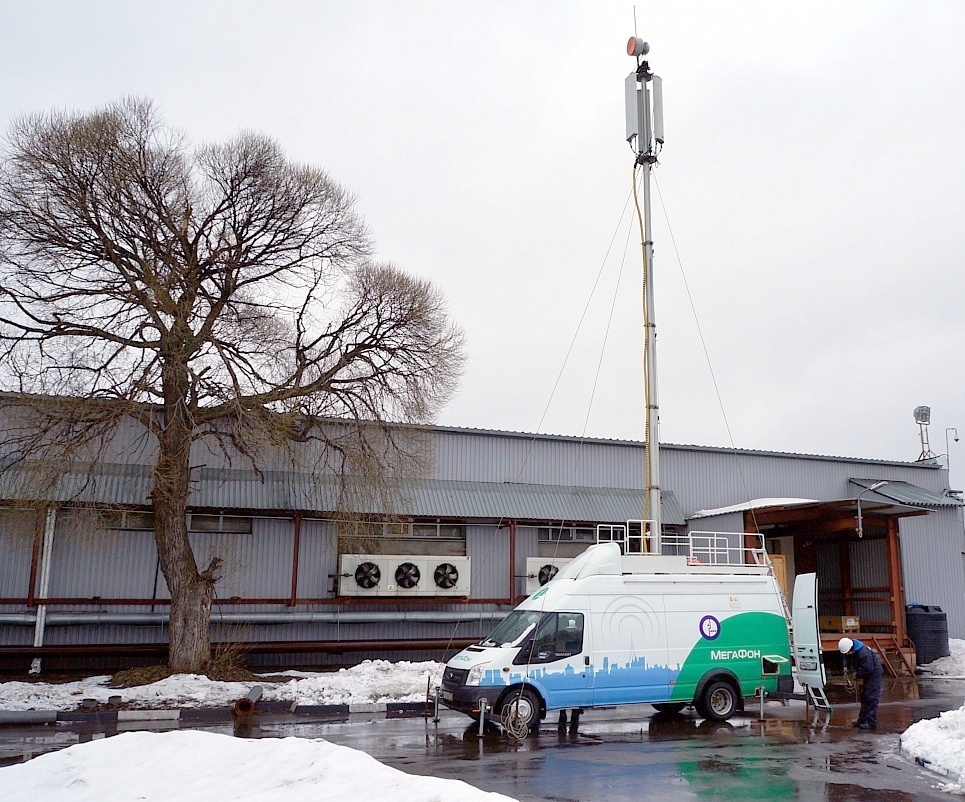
[670,611,790,701]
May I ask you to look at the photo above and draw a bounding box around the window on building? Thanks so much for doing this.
[188,514,253,534]
[102,510,156,531]
[538,526,595,543]
[339,519,466,557]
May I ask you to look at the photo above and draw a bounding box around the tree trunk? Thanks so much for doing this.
[167,572,215,673]
[152,355,219,673]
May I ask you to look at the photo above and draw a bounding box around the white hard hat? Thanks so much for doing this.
[838,637,853,654]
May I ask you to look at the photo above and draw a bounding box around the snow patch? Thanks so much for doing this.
[690,498,818,518]
[0,729,516,801]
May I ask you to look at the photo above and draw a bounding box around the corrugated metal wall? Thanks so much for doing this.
[3,422,964,655]
[296,519,337,598]
[50,510,159,602]
[0,508,37,600]
[849,538,891,631]
[466,524,508,599]
[431,429,646,489]
[192,519,293,601]
[816,540,842,615]
[899,509,965,638]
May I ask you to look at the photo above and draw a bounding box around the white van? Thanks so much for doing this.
[439,529,825,730]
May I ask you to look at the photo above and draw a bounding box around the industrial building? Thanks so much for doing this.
[1,418,962,673]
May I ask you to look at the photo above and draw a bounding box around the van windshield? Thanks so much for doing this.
[480,610,545,647]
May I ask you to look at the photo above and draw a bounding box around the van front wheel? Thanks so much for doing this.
[696,680,738,722]
[500,688,541,735]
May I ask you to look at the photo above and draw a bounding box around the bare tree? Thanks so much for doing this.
[0,98,465,672]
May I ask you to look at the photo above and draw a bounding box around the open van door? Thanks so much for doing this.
[791,572,831,710]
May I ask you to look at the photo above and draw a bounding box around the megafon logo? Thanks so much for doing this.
[530,587,549,601]
[710,649,762,660]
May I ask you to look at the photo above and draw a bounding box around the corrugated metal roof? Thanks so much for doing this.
[0,462,685,525]
[851,478,963,508]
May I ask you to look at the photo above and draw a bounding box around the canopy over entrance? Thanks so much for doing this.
[741,495,932,672]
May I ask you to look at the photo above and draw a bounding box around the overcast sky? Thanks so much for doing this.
[2,1,963,483]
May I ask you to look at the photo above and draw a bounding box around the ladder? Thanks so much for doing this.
[805,684,833,711]
[752,547,795,644]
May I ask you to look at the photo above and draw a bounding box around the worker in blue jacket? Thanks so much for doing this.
[838,637,883,729]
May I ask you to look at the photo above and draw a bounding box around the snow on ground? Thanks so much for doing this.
[0,729,516,802]
[900,640,965,793]
[0,660,514,801]
[0,659,445,712]
[916,638,965,679]
[902,706,965,795]
[4,646,965,799]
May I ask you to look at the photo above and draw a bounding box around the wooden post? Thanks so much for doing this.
[886,517,906,645]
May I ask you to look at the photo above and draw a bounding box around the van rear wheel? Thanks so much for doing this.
[696,680,738,722]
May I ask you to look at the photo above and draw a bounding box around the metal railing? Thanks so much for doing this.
[596,521,772,568]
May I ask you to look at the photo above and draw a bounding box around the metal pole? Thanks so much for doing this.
[29,507,57,674]
[856,481,889,539]
[477,698,487,737]
[946,428,958,473]
[641,82,662,549]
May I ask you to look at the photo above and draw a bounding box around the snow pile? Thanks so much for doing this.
[917,639,965,678]
[280,659,443,705]
[901,706,965,794]
[0,659,444,712]
[899,638,965,791]
[0,729,516,802]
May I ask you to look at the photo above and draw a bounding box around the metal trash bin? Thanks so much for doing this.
[906,604,951,666]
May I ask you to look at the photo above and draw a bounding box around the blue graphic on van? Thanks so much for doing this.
[478,655,683,708]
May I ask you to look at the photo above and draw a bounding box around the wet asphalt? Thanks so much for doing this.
[1,677,963,801]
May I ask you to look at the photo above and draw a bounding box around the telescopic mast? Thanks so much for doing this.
[624,36,665,551]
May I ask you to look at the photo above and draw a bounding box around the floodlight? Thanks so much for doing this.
[914,406,931,425]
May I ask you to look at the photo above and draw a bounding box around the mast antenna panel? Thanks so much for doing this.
[625,72,640,143]
[651,75,665,144]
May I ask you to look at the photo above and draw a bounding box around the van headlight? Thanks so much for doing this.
[466,664,487,686]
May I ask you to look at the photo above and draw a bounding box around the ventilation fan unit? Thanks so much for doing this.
[525,557,571,596]
[340,554,471,596]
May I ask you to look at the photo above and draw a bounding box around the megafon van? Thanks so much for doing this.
[439,529,826,731]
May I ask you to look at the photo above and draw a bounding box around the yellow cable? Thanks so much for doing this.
[632,164,651,533]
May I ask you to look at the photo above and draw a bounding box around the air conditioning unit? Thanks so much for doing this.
[525,557,571,596]
[339,554,471,597]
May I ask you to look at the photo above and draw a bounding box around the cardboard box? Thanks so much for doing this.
[819,615,860,633]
